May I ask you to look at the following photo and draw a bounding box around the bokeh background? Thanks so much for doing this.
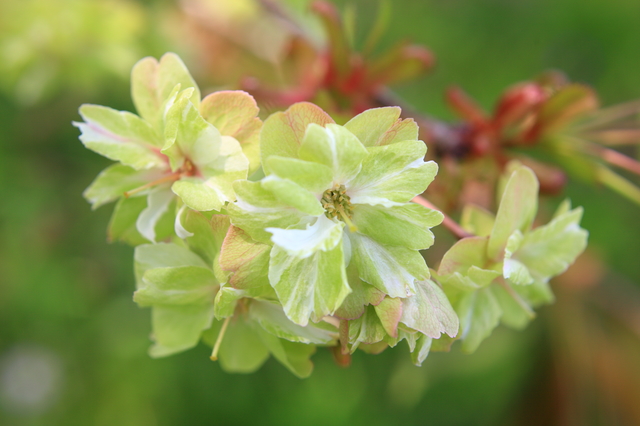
[1,0,640,425]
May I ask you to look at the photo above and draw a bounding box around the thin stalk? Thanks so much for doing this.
[412,195,473,239]
[210,316,232,361]
[124,172,181,197]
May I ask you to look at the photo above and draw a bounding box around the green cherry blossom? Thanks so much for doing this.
[76,52,258,243]
[228,103,444,326]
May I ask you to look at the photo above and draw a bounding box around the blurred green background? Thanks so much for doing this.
[1,0,640,425]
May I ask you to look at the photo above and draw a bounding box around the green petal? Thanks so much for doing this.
[436,236,500,291]
[400,280,459,339]
[180,211,230,268]
[134,242,209,287]
[299,123,368,183]
[148,304,214,357]
[265,156,334,194]
[268,242,351,326]
[199,90,262,174]
[352,203,443,250]
[267,215,344,259]
[410,335,433,366]
[254,328,316,378]
[131,53,201,132]
[136,187,175,242]
[76,104,165,170]
[219,226,276,300]
[260,102,334,175]
[349,305,386,351]
[249,300,336,344]
[349,233,428,298]
[515,207,588,280]
[460,204,495,237]
[488,165,539,259]
[348,140,436,206]
[171,178,224,212]
[334,263,385,320]
[373,297,403,338]
[344,106,418,147]
[208,317,270,374]
[456,286,502,353]
[83,164,163,209]
[261,176,324,216]
[134,266,217,306]
[163,94,249,188]
[228,180,306,244]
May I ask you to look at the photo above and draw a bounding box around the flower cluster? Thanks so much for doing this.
[77,53,587,376]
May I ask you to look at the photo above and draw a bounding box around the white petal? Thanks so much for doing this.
[266,215,344,259]
[137,187,174,242]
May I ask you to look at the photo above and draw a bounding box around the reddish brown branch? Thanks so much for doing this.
[412,195,473,239]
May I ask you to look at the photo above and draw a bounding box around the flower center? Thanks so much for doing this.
[321,184,352,219]
[321,184,357,232]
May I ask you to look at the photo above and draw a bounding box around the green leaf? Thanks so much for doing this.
[249,300,336,344]
[400,280,459,339]
[268,241,351,326]
[260,102,334,175]
[265,156,334,194]
[76,104,165,170]
[349,233,428,298]
[343,107,405,147]
[84,164,162,209]
[134,266,217,306]
[352,203,442,250]
[199,90,262,174]
[131,53,201,132]
[488,165,539,259]
[228,180,306,244]
[267,215,344,259]
[261,176,324,216]
[456,287,502,353]
[348,140,436,206]
[148,304,215,357]
[299,123,368,183]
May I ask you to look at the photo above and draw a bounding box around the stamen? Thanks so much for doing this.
[321,184,355,230]
[124,172,181,197]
